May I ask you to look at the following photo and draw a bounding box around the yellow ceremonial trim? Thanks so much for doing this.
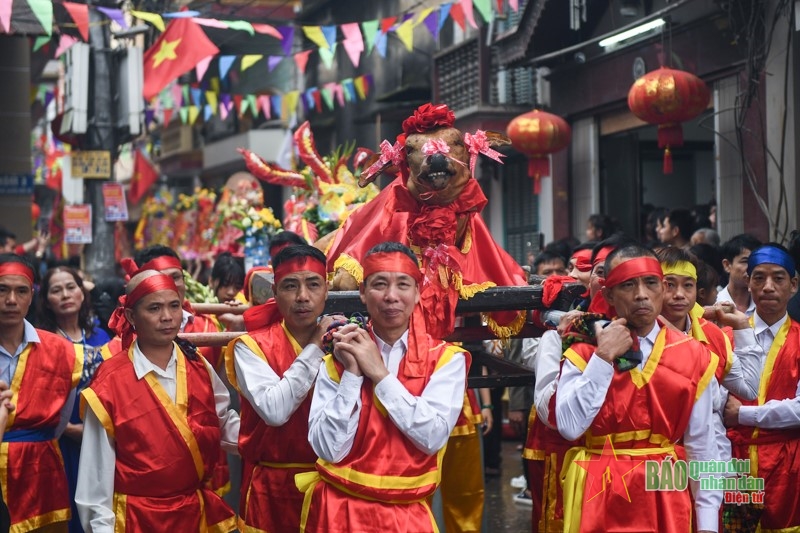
[80,388,115,439]
[760,527,800,533]
[455,274,495,299]
[722,333,733,376]
[207,513,237,533]
[333,254,363,285]
[9,508,70,533]
[688,313,708,344]
[373,393,388,417]
[0,443,6,520]
[543,451,562,533]
[139,347,206,482]
[213,479,231,497]
[424,499,440,533]
[297,471,321,533]
[523,449,545,460]
[481,309,526,339]
[460,225,473,254]
[6,344,32,428]
[323,355,341,384]
[563,348,588,372]
[318,459,440,490]
[113,492,127,532]
[100,343,115,361]
[223,337,241,392]
[72,343,85,388]
[238,520,269,533]
[695,352,719,401]
[661,261,697,280]
[258,461,316,469]
[585,431,672,448]
[449,423,477,436]
[629,327,669,388]
[281,321,304,355]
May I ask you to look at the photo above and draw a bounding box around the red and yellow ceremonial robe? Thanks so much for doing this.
[226,321,318,533]
[2,330,82,533]
[184,312,223,370]
[298,340,467,533]
[727,318,800,530]
[690,313,734,382]
[81,345,236,532]
[438,389,484,533]
[560,327,717,533]
[523,407,578,533]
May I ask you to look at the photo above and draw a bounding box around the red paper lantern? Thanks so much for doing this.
[506,109,571,194]
[628,67,710,174]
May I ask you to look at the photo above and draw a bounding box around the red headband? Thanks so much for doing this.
[109,273,179,350]
[140,256,182,272]
[274,256,327,285]
[593,246,615,268]
[362,252,422,284]
[603,257,663,289]
[0,263,34,286]
[571,249,593,272]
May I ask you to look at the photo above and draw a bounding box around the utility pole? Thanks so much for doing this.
[83,6,116,280]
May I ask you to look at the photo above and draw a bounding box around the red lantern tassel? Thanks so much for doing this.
[528,156,549,195]
[657,123,683,149]
[663,146,673,174]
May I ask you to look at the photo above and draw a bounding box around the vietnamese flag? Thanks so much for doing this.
[143,18,219,101]
[129,150,159,204]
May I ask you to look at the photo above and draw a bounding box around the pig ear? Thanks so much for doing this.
[484,131,512,147]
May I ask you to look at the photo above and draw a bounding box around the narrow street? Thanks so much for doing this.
[484,440,534,532]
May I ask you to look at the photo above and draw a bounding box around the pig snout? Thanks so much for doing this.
[428,153,449,173]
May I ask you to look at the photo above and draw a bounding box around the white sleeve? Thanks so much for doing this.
[721,329,762,401]
[203,358,240,455]
[55,388,77,438]
[738,393,800,429]
[373,352,466,455]
[534,330,564,428]
[233,340,324,426]
[75,406,116,533]
[684,378,723,533]
[555,354,614,441]
[307,366,364,463]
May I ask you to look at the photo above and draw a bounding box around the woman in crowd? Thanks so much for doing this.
[37,266,110,533]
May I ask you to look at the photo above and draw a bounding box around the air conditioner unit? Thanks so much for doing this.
[61,42,90,135]
[535,67,551,108]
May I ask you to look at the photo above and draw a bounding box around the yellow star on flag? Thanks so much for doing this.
[152,38,181,69]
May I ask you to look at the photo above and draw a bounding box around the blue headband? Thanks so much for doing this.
[747,246,797,276]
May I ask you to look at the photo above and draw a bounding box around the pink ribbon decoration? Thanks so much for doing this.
[422,243,462,288]
[361,139,404,183]
[464,130,504,175]
[421,138,451,156]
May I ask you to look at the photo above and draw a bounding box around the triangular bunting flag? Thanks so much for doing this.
[223,20,254,35]
[496,0,503,14]
[219,101,229,121]
[375,30,388,58]
[233,94,243,116]
[219,55,236,81]
[97,7,127,29]
[130,10,164,32]
[423,10,439,39]
[284,91,299,119]
[414,7,435,26]
[188,105,199,125]
[319,44,337,69]
[195,55,212,81]
[268,55,282,72]
[395,19,414,52]
[461,0,479,29]
[473,0,494,23]
[279,26,294,56]
[321,25,337,48]
[509,0,519,12]
[163,108,173,125]
[63,2,89,41]
[204,104,213,121]
[190,87,202,107]
[450,3,466,31]
[380,16,397,34]
[247,94,258,116]
[303,26,328,49]
[193,18,228,29]
[205,91,217,112]
[354,76,367,100]
[32,36,50,52]
[55,34,78,58]
[320,86,334,110]
[241,54,262,72]
[361,20,379,54]
[163,10,200,18]
[258,95,271,119]
[252,23,281,39]
[270,95,282,118]
[334,84,345,107]
[312,89,322,112]
[294,49,312,73]
[28,0,53,36]
[341,23,364,68]
[439,4,452,34]
[171,84,183,107]
[341,78,354,102]
[182,85,190,105]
